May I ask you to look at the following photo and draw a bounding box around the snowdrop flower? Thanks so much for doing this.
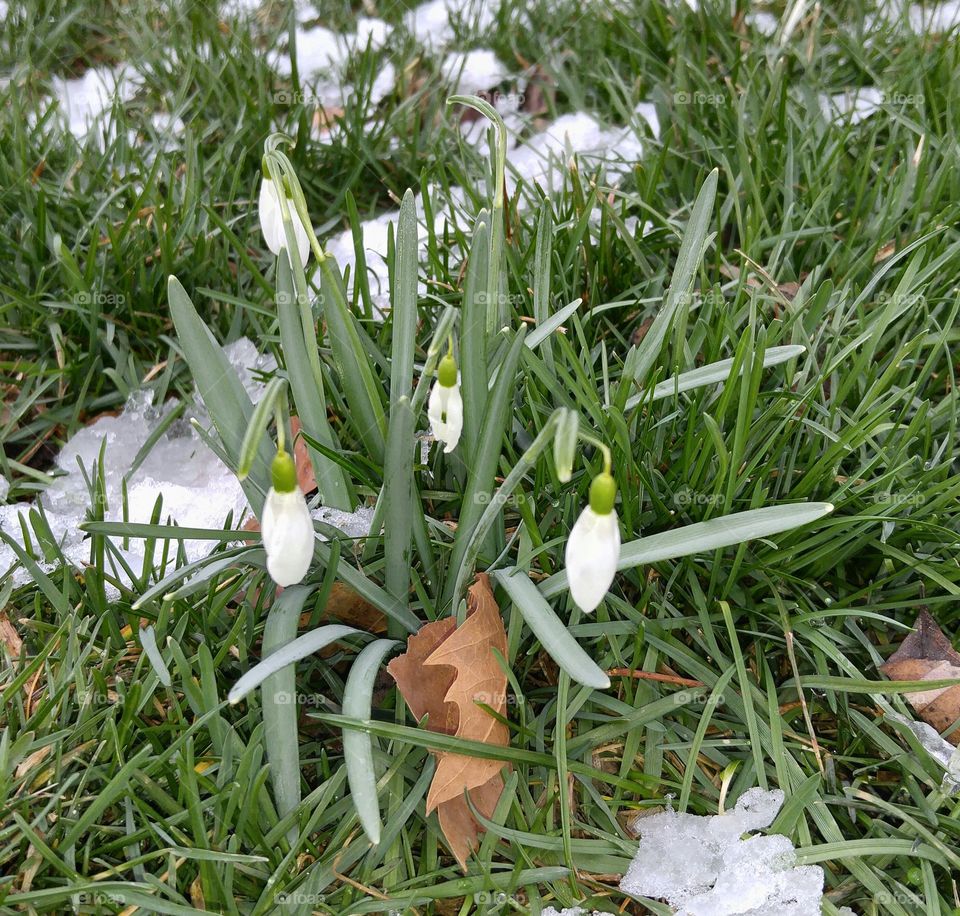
[565,471,620,613]
[259,171,310,268]
[428,353,463,453]
[261,449,314,587]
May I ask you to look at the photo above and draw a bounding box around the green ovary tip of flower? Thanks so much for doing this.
[438,353,458,387]
[589,472,616,515]
[271,450,297,492]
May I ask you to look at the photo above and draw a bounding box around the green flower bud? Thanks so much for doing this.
[271,449,298,493]
[438,353,458,388]
[588,472,616,515]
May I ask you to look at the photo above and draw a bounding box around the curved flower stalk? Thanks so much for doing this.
[428,352,463,453]
[261,448,314,587]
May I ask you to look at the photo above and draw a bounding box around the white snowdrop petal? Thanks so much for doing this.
[261,487,315,587]
[428,381,463,453]
[258,178,284,255]
[259,177,311,267]
[565,507,619,613]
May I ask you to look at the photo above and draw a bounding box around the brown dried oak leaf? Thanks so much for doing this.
[880,608,960,744]
[387,573,509,869]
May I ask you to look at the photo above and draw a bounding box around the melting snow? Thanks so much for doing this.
[404,0,498,46]
[50,64,140,140]
[889,712,960,794]
[818,87,883,124]
[541,909,605,916]
[0,340,371,592]
[619,789,825,915]
[440,49,510,96]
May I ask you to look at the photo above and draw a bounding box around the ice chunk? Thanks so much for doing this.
[620,789,825,916]
[889,712,960,794]
[220,338,278,404]
[313,505,376,539]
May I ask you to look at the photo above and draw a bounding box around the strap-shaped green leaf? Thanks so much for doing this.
[342,638,400,845]
[539,502,834,597]
[493,567,610,690]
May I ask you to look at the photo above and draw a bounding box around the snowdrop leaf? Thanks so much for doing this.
[138,626,171,688]
[626,344,806,410]
[276,255,353,509]
[261,585,311,841]
[316,256,387,463]
[167,275,274,512]
[494,567,610,690]
[228,624,363,704]
[539,503,834,598]
[343,638,400,845]
[383,396,415,605]
[390,190,418,407]
[237,377,286,480]
[460,211,490,459]
[532,202,554,373]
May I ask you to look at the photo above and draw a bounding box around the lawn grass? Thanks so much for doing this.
[2,0,960,913]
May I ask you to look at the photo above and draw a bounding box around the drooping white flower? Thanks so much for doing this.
[427,353,463,453]
[261,450,314,587]
[565,472,620,613]
[259,174,311,268]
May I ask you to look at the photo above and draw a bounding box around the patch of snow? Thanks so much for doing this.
[818,87,883,125]
[322,102,655,315]
[269,20,394,109]
[508,110,646,193]
[873,0,960,32]
[0,338,354,594]
[889,712,960,794]
[440,49,509,96]
[619,788,825,915]
[220,0,263,15]
[746,10,780,35]
[0,475,8,503]
[404,0,497,46]
[541,909,605,916]
[313,505,376,539]
[50,64,140,140]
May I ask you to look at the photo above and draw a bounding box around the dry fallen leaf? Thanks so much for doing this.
[880,608,960,745]
[388,574,509,869]
[0,611,23,660]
